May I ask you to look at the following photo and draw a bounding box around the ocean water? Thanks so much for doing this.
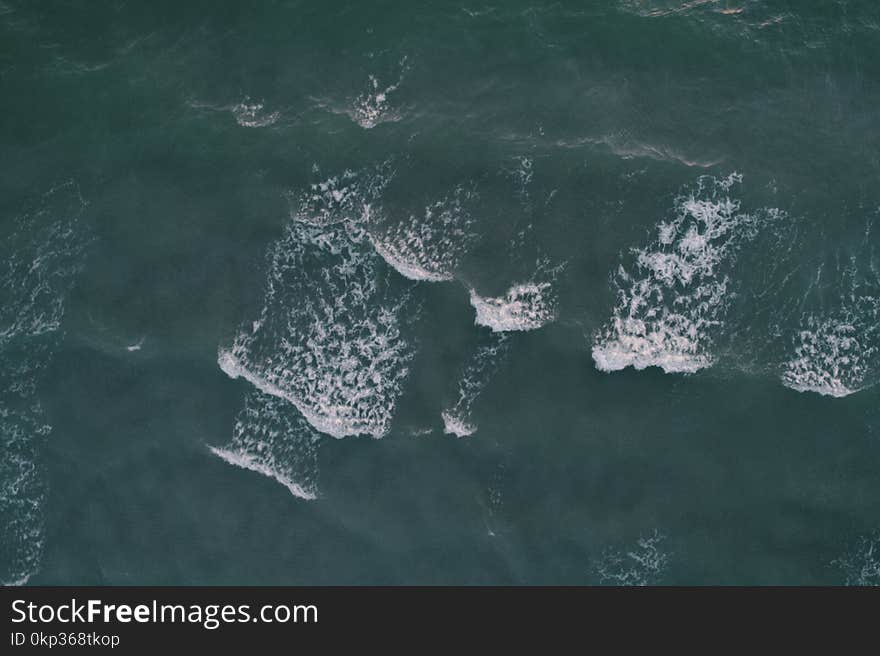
[2,0,880,585]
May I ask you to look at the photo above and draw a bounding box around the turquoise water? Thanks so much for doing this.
[2,0,880,585]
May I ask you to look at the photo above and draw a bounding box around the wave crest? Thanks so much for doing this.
[209,391,320,500]
[441,333,509,437]
[592,173,768,374]
[470,282,556,332]
[368,185,477,282]
[220,213,416,439]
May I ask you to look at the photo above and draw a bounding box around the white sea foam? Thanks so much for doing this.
[593,530,670,586]
[442,332,509,437]
[1,416,49,587]
[367,186,477,282]
[834,531,880,586]
[350,57,408,129]
[782,318,869,397]
[231,98,280,128]
[210,447,316,499]
[440,411,477,438]
[778,231,880,397]
[209,391,319,500]
[221,198,416,439]
[187,97,280,128]
[126,337,145,352]
[219,348,392,439]
[371,240,454,282]
[781,281,879,397]
[0,182,89,586]
[470,282,556,332]
[592,173,765,374]
[287,163,392,227]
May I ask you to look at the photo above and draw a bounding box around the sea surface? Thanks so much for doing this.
[2,0,880,585]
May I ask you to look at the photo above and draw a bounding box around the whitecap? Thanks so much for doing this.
[441,332,509,437]
[592,173,768,374]
[470,282,556,332]
[187,97,280,128]
[350,57,408,129]
[210,447,316,500]
[209,391,319,500]
[287,162,393,227]
[126,337,145,352]
[231,98,280,128]
[781,287,879,397]
[220,208,416,439]
[782,319,868,397]
[367,185,477,282]
[370,240,455,282]
[440,411,477,438]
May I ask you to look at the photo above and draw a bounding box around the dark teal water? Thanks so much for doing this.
[2,0,880,585]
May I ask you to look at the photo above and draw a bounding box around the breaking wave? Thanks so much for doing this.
[592,173,772,374]
[781,230,880,397]
[442,332,509,437]
[782,309,878,397]
[231,98,280,128]
[286,163,392,227]
[209,390,320,500]
[367,185,478,282]
[222,171,417,439]
[469,281,556,333]
[349,56,409,129]
[440,412,477,439]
